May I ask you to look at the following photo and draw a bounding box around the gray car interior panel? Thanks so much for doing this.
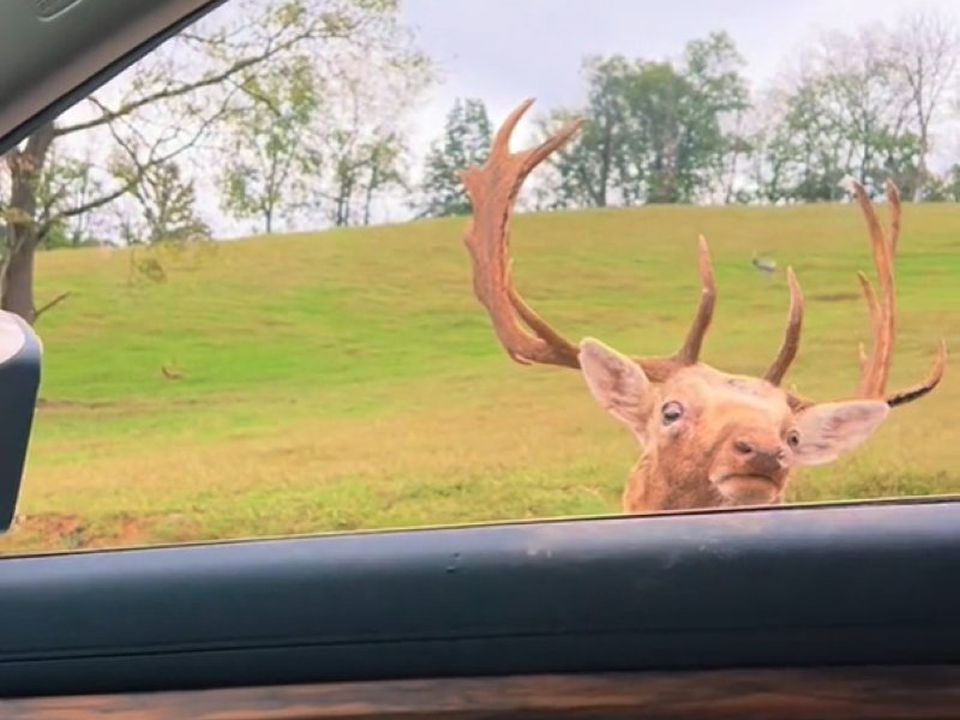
[1,500,959,697]
[0,0,226,154]
[0,313,41,532]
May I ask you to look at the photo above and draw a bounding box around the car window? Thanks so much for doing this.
[0,0,957,556]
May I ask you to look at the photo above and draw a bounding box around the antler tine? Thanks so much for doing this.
[855,269,881,389]
[843,178,947,407]
[764,266,804,385]
[508,283,580,361]
[461,98,584,369]
[675,235,717,365]
[524,120,584,175]
[490,99,534,159]
[857,343,868,374]
[848,179,896,398]
[490,98,583,187]
[856,270,880,345]
[887,339,948,407]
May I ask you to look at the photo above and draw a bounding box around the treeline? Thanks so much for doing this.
[418,13,960,217]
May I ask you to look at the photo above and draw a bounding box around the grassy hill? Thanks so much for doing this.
[2,201,958,554]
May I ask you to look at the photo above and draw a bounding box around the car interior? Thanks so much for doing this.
[0,2,958,718]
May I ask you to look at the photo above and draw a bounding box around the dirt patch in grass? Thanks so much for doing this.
[4,512,157,553]
[10,512,88,549]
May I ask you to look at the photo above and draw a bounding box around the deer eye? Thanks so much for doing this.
[661,401,684,425]
[786,429,801,449]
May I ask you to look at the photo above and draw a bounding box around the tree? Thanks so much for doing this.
[326,131,407,227]
[34,149,104,249]
[756,27,920,202]
[543,32,750,209]
[112,158,209,244]
[311,60,427,228]
[359,137,405,225]
[0,0,429,324]
[219,0,431,233]
[889,8,959,200]
[541,56,658,209]
[683,32,752,203]
[219,52,320,234]
[314,70,428,229]
[923,163,960,201]
[417,98,493,217]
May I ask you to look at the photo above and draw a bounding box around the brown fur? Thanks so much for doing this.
[577,338,910,512]
[617,366,795,511]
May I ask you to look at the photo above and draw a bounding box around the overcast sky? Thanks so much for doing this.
[399,0,960,157]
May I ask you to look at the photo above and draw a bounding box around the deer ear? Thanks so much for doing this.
[792,400,890,467]
[579,338,652,432]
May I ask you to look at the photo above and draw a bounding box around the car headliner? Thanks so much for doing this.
[0,0,224,154]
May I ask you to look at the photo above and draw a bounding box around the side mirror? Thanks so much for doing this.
[0,311,41,534]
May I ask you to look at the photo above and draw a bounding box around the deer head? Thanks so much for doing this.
[460,98,947,513]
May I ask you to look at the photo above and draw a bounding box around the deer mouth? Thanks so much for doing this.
[712,473,782,504]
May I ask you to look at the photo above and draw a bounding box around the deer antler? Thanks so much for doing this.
[460,99,582,370]
[461,100,943,405]
[764,266,804,385]
[846,178,947,406]
[675,235,717,365]
[461,99,733,382]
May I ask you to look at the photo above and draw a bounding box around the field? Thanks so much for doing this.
[0,201,958,555]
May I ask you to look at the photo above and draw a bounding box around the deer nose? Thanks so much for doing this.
[733,440,754,455]
[732,438,787,474]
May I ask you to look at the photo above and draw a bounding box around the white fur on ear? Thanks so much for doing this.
[579,337,652,432]
[792,400,890,467]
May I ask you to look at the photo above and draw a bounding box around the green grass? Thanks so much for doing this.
[2,202,959,554]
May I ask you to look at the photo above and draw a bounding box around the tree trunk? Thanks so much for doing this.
[363,165,378,226]
[2,121,56,324]
[915,130,929,202]
[598,112,611,207]
[1,242,36,324]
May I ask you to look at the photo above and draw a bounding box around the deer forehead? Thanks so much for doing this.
[661,365,792,420]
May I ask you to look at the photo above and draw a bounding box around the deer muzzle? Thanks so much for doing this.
[708,434,790,505]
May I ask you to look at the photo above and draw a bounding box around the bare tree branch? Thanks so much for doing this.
[39,95,234,238]
[891,8,959,199]
[54,14,360,137]
[33,291,71,322]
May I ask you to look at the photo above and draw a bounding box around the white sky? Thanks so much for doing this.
[400,0,960,163]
